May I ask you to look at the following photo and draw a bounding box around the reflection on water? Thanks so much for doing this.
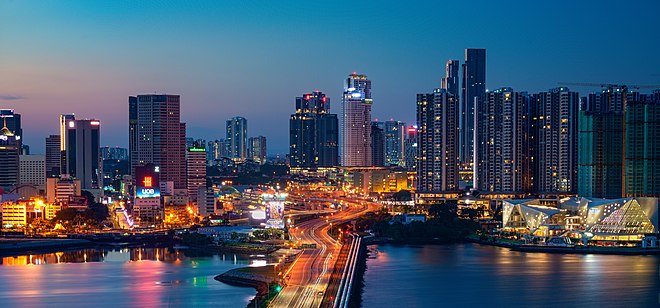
[0,247,260,307]
[362,243,660,308]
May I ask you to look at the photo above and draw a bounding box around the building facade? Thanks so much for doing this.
[371,122,385,167]
[416,89,459,192]
[45,134,60,178]
[248,136,267,164]
[19,155,45,187]
[129,94,187,190]
[186,148,207,202]
[460,49,486,170]
[624,99,660,197]
[0,118,20,190]
[384,120,405,167]
[475,88,531,193]
[226,116,248,161]
[65,119,102,189]
[532,87,579,193]
[289,91,338,168]
[341,73,373,166]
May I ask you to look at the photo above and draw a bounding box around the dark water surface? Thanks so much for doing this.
[0,247,261,307]
[361,243,659,308]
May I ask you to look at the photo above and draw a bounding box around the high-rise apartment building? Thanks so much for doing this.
[226,116,247,161]
[475,88,531,193]
[624,98,660,197]
[577,110,624,198]
[404,125,417,171]
[384,120,405,166]
[460,49,486,169]
[416,89,459,192]
[248,136,267,164]
[441,60,460,100]
[129,94,187,189]
[289,91,338,168]
[65,119,102,189]
[341,72,373,166]
[45,135,60,178]
[532,87,579,193]
[186,147,206,202]
[371,122,385,167]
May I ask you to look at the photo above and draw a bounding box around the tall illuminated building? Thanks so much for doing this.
[129,94,187,189]
[475,88,531,193]
[45,134,60,178]
[384,120,405,166]
[441,60,460,100]
[186,147,206,202]
[341,72,372,166]
[0,110,22,153]
[226,116,247,161]
[289,91,338,167]
[0,116,20,190]
[248,136,267,164]
[59,114,75,174]
[404,125,417,171]
[416,89,459,192]
[532,87,579,193]
[371,121,385,167]
[65,119,102,190]
[460,49,486,169]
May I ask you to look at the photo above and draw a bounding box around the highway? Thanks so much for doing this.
[270,195,378,308]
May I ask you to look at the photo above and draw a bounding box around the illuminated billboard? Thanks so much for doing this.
[135,164,160,198]
[263,193,287,229]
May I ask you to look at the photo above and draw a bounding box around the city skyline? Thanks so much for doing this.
[2,1,660,154]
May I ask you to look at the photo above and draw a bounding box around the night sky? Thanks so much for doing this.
[2,1,659,154]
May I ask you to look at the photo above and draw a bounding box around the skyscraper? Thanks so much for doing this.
[248,136,267,164]
[65,119,102,189]
[19,154,45,187]
[45,134,60,178]
[129,94,187,189]
[475,88,531,193]
[341,72,372,166]
[384,120,405,166]
[0,117,20,190]
[624,98,660,197]
[0,109,22,153]
[577,110,624,198]
[441,60,460,100]
[460,49,486,170]
[226,116,247,161]
[186,147,206,202]
[532,87,579,193]
[416,89,459,192]
[59,114,75,174]
[403,125,417,171]
[289,91,338,168]
[371,121,385,167]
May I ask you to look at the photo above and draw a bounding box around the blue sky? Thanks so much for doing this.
[1,1,659,154]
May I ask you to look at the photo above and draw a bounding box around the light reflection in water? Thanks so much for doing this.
[0,247,257,307]
[362,243,660,307]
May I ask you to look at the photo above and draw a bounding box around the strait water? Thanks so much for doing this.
[0,247,261,307]
[361,243,660,308]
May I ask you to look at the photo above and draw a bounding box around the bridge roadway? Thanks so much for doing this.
[270,198,375,308]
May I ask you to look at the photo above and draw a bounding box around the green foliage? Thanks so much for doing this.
[252,229,284,240]
[370,203,479,243]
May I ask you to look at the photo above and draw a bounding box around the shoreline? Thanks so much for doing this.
[214,266,278,308]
